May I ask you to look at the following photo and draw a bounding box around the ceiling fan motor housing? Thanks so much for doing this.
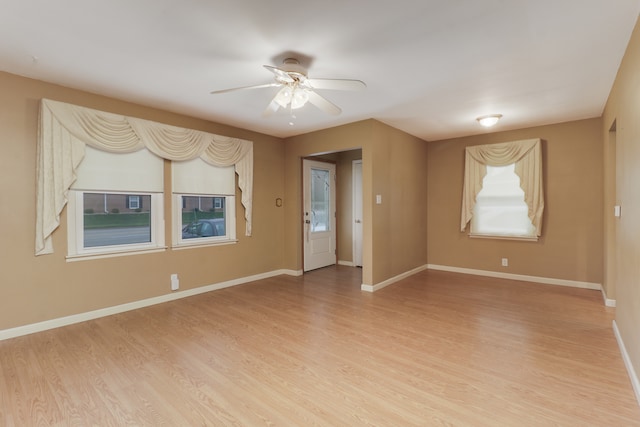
[281,58,307,77]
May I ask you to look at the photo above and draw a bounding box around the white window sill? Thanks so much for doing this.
[172,239,238,251]
[66,246,168,262]
[469,233,538,242]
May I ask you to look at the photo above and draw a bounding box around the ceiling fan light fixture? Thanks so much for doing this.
[476,114,502,127]
[274,86,293,108]
[274,84,310,110]
[291,87,310,109]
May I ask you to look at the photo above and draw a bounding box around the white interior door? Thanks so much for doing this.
[352,160,363,267]
[303,159,336,272]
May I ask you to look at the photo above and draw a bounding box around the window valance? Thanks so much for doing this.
[35,99,253,256]
[460,138,544,236]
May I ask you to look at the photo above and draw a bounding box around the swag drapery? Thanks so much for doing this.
[35,99,253,256]
[460,138,544,236]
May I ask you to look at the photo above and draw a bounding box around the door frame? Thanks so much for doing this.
[352,160,363,267]
[302,158,337,272]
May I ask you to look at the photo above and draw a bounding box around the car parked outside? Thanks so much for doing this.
[181,218,226,239]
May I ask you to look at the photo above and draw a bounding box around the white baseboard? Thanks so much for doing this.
[361,264,428,292]
[613,320,640,407]
[281,269,304,277]
[601,286,617,307]
[427,264,617,306]
[0,264,612,341]
[338,260,355,267]
[427,264,601,290]
[0,269,300,341]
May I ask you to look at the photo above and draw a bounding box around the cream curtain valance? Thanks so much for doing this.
[460,138,544,235]
[35,99,253,256]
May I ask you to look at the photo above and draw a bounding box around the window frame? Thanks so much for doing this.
[172,193,237,249]
[468,163,538,241]
[461,139,543,241]
[67,190,166,260]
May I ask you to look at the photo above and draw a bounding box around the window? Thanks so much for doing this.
[471,164,536,238]
[67,146,165,259]
[35,99,253,257]
[70,191,163,250]
[460,139,543,240]
[172,158,236,248]
[127,195,141,210]
[310,168,331,232]
[177,195,232,243]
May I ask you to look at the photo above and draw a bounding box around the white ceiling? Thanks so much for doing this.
[2,0,639,141]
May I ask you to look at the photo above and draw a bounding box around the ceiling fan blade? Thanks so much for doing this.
[307,91,342,115]
[263,65,295,83]
[210,83,279,95]
[307,78,366,91]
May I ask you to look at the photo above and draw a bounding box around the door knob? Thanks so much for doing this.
[355,219,361,223]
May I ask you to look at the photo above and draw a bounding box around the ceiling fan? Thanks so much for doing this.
[210,58,366,117]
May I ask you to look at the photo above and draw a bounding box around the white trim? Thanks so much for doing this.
[361,264,428,292]
[171,240,238,251]
[427,264,601,290]
[67,191,165,259]
[66,246,168,262]
[613,320,640,407]
[283,269,304,276]
[0,269,301,341]
[469,233,538,242]
[352,159,363,268]
[338,260,355,267]
[601,286,617,307]
[172,194,236,248]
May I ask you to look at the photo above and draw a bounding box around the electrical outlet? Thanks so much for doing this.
[171,273,179,291]
[501,258,509,267]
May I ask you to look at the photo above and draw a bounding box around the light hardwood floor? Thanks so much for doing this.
[1,266,639,426]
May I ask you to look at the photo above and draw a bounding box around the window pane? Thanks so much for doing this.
[83,193,151,247]
[181,196,226,239]
[311,168,331,232]
[472,164,535,237]
[128,195,140,210]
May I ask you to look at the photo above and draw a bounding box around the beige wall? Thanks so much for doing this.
[0,71,429,331]
[369,121,429,284]
[427,119,604,284]
[282,121,368,278]
[7,66,603,329]
[284,121,428,285]
[603,17,640,386]
[5,28,636,371]
[0,71,285,330]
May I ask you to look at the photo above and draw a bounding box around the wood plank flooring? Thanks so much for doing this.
[1,266,639,426]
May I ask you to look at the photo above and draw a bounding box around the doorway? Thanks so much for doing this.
[303,159,337,271]
[352,160,363,267]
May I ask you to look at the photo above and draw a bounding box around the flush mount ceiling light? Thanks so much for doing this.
[476,114,503,127]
